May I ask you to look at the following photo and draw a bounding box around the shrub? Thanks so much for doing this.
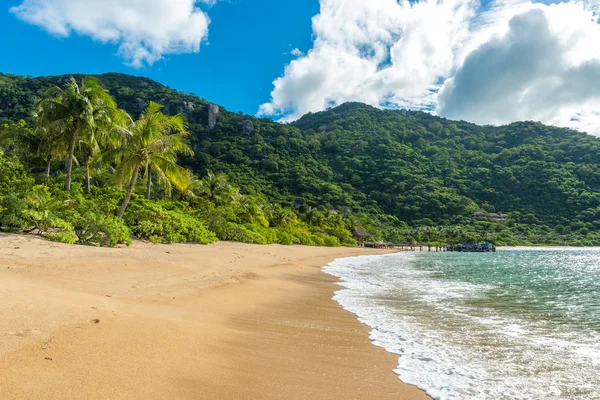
[276,230,294,245]
[69,209,132,247]
[125,201,217,244]
[47,231,78,244]
[341,237,358,247]
[0,152,33,197]
[212,222,267,244]
[21,185,74,235]
[0,194,28,232]
[293,231,313,246]
[244,224,277,244]
[88,186,125,214]
[323,236,341,247]
[311,235,325,246]
[326,226,354,244]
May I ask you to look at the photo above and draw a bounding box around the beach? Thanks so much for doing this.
[0,234,429,400]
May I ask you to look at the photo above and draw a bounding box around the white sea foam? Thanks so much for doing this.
[323,252,600,400]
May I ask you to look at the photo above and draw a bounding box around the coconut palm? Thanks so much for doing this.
[236,195,269,227]
[36,77,118,191]
[106,102,193,218]
[190,170,237,205]
[267,204,296,228]
[304,207,326,226]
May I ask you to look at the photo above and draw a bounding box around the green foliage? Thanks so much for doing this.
[276,230,294,245]
[212,222,268,244]
[0,194,28,232]
[323,236,341,247]
[0,151,33,196]
[36,76,120,192]
[189,170,237,206]
[22,185,74,235]
[47,231,78,245]
[341,237,358,247]
[124,200,217,244]
[106,101,194,218]
[69,205,132,247]
[5,73,600,247]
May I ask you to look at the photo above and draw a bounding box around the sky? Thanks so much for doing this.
[2,0,600,135]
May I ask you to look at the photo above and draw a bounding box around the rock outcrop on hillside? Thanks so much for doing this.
[208,103,219,129]
[242,120,254,134]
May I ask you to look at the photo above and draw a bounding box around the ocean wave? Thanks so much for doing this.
[324,251,600,400]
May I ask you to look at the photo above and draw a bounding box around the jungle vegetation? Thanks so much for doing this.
[2,72,600,247]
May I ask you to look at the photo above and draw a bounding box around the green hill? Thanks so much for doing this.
[2,72,600,246]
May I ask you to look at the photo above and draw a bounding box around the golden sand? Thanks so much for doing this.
[0,234,429,399]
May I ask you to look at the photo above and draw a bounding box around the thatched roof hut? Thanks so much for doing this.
[353,228,374,240]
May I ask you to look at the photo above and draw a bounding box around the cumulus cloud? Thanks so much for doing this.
[290,48,304,57]
[259,0,600,135]
[259,0,478,120]
[10,0,214,67]
[439,6,600,129]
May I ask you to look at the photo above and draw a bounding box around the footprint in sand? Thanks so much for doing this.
[8,329,41,337]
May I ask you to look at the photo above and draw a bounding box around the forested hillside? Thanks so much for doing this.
[2,72,600,246]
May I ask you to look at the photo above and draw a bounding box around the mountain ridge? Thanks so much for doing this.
[3,72,600,245]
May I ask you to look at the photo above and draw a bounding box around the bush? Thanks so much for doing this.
[0,194,28,232]
[21,185,74,235]
[341,237,358,247]
[69,209,132,247]
[276,230,294,245]
[311,235,325,246]
[323,236,341,247]
[0,152,33,197]
[88,186,125,214]
[47,231,78,244]
[212,222,267,244]
[125,201,217,244]
[293,231,313,246]
[244,224,277,244]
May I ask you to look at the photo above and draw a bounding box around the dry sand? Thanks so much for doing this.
[0,233,429,400]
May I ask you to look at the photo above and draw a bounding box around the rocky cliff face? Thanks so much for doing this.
[181,101,195,113]
[241,120,254,134]
[208,103,219,129]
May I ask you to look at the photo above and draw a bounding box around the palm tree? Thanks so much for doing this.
[78,109,128,193]
[36,77,118,191]
[267,204,296,228]
[191,170,236,205]
[236,195,269,227]
[304,207,326,226]
[106,102,193,218]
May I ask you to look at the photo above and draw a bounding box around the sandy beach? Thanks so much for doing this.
[0,234,429,400]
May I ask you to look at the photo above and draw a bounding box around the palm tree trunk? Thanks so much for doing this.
[146,167,152,200]
[65,133,77,191]
[85,159,91,194]
[117,165,140,219]
[46,156,52,177]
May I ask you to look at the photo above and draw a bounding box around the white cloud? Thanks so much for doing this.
[259,0,600,135]
[438,6,600,129]
[10,0,214,67]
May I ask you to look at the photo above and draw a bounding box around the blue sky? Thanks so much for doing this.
[1,0,600,135]
[0,0,318,115]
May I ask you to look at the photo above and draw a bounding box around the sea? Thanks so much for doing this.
[323,249,600,400]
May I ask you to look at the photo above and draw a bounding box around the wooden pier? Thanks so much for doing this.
[360,242,496,252]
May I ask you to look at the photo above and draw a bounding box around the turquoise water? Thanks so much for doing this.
[324,249,600,399]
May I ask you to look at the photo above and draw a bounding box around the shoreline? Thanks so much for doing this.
[498,246,600,250]
[0,234,429,399]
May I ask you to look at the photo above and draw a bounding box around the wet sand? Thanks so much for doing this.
[0,234,429,399]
